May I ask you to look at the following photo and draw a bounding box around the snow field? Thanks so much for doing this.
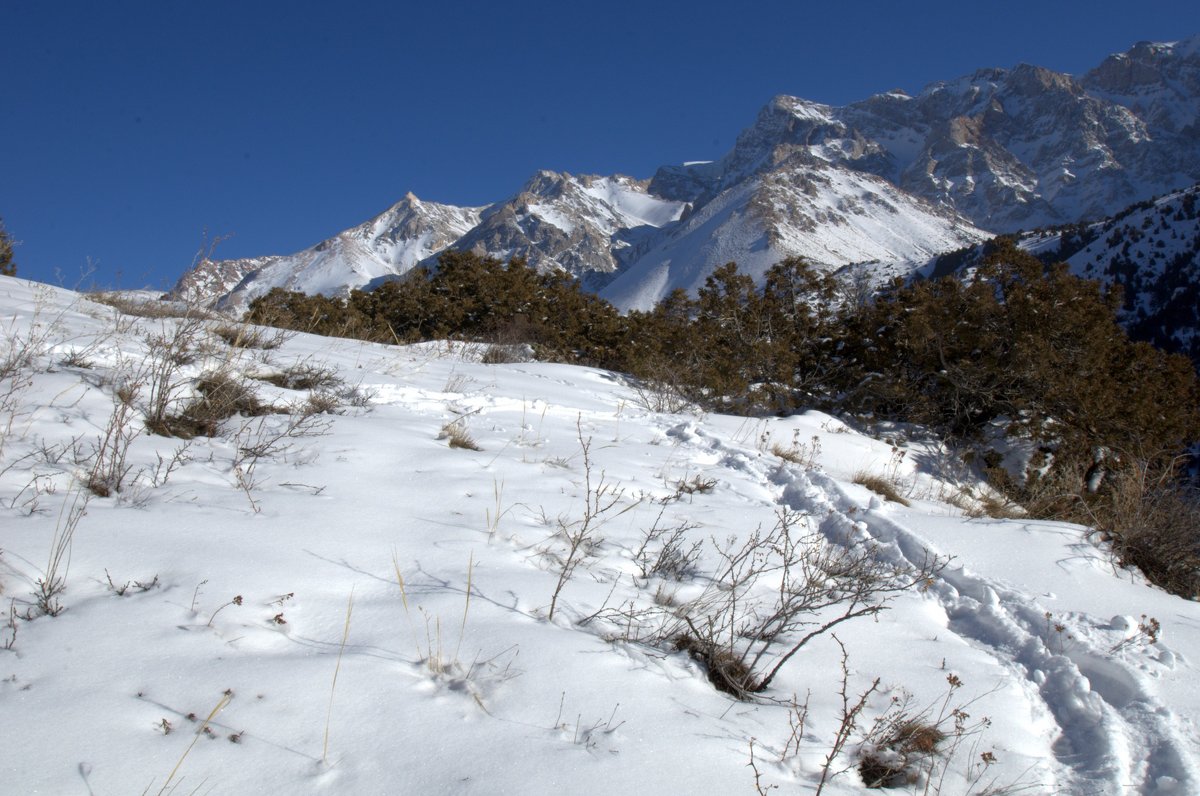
[0,276,1197,794]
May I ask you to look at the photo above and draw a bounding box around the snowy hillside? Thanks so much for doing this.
[2,275,1197,794]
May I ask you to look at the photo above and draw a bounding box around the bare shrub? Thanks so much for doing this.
[674,474,717,497]
[684,512,940,695]
[816,636,880,794]
[233,409,330,466]
[632,505,702,581]
[1006,452,1200,598]
[625,357,696,414]
[29,490,90,618]
[304,392,343,415]
[142,315,207,434]
[85,381,141,496]
[58,349,94,369]
[338,383,375,408]
[0,304,70,458]
[599,511,943,698]
[228,408,332,511]
[2,600,16,651]
[1090,464,1200,598]
[481,343,533,364]
[104,570,159,596]
[771,433,822,468]
[88,291,216,320]
[546,422,639,620]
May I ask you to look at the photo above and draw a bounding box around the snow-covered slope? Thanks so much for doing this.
[2,275,1198,794]
[171,193,484,312]
[604,159,987,311]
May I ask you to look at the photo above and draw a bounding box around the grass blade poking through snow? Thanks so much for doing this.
[393,550,424,663]
[453,551,474,666]
[323,588,355,766]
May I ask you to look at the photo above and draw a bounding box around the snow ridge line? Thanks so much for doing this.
[769,462,1196,796]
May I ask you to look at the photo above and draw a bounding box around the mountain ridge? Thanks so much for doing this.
[171,34,1200,313]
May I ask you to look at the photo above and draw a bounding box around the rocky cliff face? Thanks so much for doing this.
[652,35,1199,237]
[1083,36,1200,137]
[434,171,683,281]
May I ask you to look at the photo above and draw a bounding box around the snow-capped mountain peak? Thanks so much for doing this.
[171,193,485,311]
[425,170,684,280]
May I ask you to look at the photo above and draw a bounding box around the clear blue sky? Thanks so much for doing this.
[3,0,1197,290]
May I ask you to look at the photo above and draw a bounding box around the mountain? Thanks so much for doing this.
[927,182,1200,364]
[600,158,987,310]
[650,37,1199,234]
[171,194,483,310]
[1083,37,1200,142]
[171,35,1200,313]
[432,171,685,288]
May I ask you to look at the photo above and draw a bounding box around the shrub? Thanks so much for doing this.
[0,217,15,277]
[1080,462,1200,597]
[149,370,274,439]
[839,242,1199,473]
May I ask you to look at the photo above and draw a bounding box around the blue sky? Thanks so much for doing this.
[3,1,1197,289]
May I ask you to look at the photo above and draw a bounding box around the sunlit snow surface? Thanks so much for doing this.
[0,276,1196,794]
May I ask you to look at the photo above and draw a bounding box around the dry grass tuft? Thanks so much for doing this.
[854,472,911,507]
[439,419,482,451]
[859,718,947,788]
[147,371,278,439]
[211,323,288,350]
[88,291,217,320]
[257,363,341,391]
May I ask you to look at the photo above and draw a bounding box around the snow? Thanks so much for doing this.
[603,167,987,311]
[1,274,1198,794]
[525,203,577,234]
[579,178,683,229]
[209,197,484,312]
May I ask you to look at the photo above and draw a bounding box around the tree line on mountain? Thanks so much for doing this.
[931,190,1200,368]
[246,242,1200,597]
